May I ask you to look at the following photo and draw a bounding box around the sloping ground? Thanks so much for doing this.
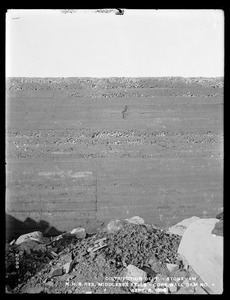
[6,77,223,238]
[5,221,182,294]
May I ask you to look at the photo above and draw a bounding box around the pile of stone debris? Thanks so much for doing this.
[5,213,223,294]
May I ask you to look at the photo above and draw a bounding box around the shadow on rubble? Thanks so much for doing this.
[5,214,104,291]
[6,213,64,242]
[6,214,92,291]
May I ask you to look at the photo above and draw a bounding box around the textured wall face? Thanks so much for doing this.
[5,78,223,239]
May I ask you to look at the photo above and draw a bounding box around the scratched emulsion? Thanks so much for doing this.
[6,77,223,235]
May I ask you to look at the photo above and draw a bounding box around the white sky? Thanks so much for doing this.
[6,9,224,77]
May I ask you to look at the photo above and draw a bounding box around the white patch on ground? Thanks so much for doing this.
[38,171,92,178]
[70,172,92,178]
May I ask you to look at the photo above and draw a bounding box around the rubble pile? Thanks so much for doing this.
[101,222,181,268]
[5,213,223,294]
[5,232,81,290]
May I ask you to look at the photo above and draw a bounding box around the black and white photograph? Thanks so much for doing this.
[5,9,224,294]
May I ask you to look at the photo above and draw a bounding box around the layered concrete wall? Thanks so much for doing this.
[6,78,223,238]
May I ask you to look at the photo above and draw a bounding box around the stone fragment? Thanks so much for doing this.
[94,237,107,245]
[16,240,46,255]
[87,236,108,253]
[52,232,72,242]
[216,211,223,220]
[50,267,64,277]
[123,264,147,284]
[50,247,58,252]
[125,216,145,225]
[211,220,223,237]
[50,251,58,257]
[63,261,74,274]
[87,243,107,253]
[9,239,15,246]
[147,257,163,273]
[106,219,124,234]
[15,231,43,245]
[59,253,73,263]
[166,263,179,273]
[53,234,64,241]
[70,227,86,239]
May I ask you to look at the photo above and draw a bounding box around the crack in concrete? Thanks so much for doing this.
[122,106,128,119]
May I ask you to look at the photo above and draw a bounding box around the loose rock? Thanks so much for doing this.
[50,267,64,277]
[9,239,15,246]
[123,264,147,284]
[216,211,223,220]
[70,227,86,239]
[63,261,73,274]
[106,219,124,234]
[166,263,179,273]
[59,253,73,263]
[211,220,223,237]
[125,216,145,225]
[15,231,43,245]
[16,239,47,255]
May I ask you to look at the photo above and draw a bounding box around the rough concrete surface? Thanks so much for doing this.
[5,77,223,239]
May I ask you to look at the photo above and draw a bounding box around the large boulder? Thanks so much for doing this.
[167,216,200,236]
[15,231,43,245]
[177,218,223,294]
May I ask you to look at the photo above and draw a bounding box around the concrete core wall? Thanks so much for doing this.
[6,77,223,239]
